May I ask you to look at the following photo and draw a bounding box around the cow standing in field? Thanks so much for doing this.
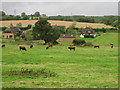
[30,45,33,48]
[48,44,53,47]
[1,44,5,47]
[68,46,75,51]
[94,45,100,48]
[46,44,53,49]
[19,46,27,51]
[110,43,113,48]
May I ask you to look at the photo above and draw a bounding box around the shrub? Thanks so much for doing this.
[84,34,94,38]
[84,42,93,46]
[73,39,86,45]
[15,36,20,41]
[96,32,101,36]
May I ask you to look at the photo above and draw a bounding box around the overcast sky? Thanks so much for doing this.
[1,1,119,16]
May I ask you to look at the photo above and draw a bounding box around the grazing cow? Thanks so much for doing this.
[48,44,53,47]
[46,44,53,49]
[2,44,5,47]
[46,46,49,49]
[94,45,100,48]
[19,46,27,51]
[30,45,33,48]
[68,47,75,51]
[110,43,113,48]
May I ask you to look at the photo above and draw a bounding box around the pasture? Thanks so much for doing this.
[1,20,113,28]
[2,33,118,88]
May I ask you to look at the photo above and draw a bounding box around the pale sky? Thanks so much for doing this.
[1,0,120,2]
[1,1,119,16]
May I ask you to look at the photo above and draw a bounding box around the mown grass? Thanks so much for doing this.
[2,33,118,88]
[79,33,118,46]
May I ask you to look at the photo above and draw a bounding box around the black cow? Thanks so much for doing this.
[110,43,113,48]
[30,45,33,48]
[2,44,5,47]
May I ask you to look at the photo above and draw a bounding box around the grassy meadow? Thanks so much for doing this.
[2,33,118,88]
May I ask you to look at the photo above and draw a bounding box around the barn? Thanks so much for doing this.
[59,34,76,42]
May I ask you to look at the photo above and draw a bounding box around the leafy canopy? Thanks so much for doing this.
[32,18,60,44]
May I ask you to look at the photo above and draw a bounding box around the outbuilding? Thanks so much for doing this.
[59,34,76,42]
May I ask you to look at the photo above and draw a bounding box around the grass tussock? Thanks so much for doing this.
[3,68,58,78]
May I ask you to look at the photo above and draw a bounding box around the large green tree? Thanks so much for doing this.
[32,18,59,44]
[66,22,77,34]
[34,11,40,17]
[0,11,6,16]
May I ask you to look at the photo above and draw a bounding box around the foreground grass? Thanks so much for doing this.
[2,44,118,88]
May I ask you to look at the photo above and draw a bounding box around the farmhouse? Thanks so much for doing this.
[2,26,22,39]
[59,34,76,42]
[80,28,96,38]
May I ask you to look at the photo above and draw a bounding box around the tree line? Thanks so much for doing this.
[0,11,119,29]
[48,15,119,29]
[0,11,47,21]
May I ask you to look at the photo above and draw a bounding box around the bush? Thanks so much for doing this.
[73,39,86,45]
[84,34,94,38]
[52,41,59,45]
[96,32,101,36]
[15,36,20,41]
[84,42,93,46]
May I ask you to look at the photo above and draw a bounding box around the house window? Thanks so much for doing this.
[9,35,13,38]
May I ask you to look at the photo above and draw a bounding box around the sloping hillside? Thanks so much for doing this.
[92,33,118,47]
[1,20,113,28]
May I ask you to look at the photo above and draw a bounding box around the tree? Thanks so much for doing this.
[32,18,59,44]
[21,12,26,17]
[41,14,47,18]
[9,23,14,27]
[66,22,76,34]
[73,39,86,45]
[0,11,6,16]
[22,15,29,20]
[16,23,22,27]
[112,20,118,28]
[34,11,40,17]
[24,30,33,40]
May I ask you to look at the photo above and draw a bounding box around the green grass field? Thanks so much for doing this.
[2,33,118,88]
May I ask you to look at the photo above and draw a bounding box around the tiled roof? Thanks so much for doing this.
[60,34,76,38]
[80,28,95,34]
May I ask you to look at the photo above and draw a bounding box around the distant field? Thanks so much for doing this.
[1,20,113,28]
[2,33,118,88]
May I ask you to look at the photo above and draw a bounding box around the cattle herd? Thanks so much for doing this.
[1,43,114,51]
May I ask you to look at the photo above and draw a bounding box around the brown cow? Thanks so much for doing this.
[110,43,113,48]
[46,44,53,49]
[2,44,5,47]
[30,45,33,48]
[68,47,75,51]
[19,46,27,51]
[48,44,53,47]
[94,45,100,48]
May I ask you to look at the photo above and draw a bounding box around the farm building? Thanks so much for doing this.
[59,34,76,42]
[2,26,22,39]
[80,28,96,38]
